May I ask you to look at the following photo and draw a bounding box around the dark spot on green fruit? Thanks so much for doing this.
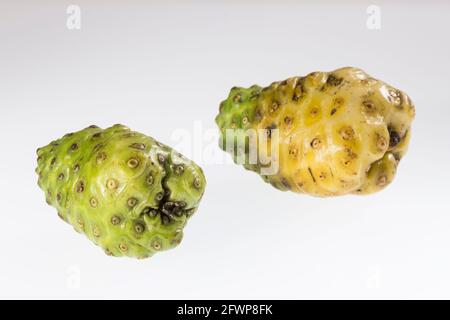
[232,94,242,103]
[92,132,102,139]
[118,243,128,252]
[127,197,138,208]
[127,158,140,168]
[155,192,164,201]
[157,154,166,164]
[97,152,107,164]
[76,181,85,193]
[74,164,80,172]
[70,143,79,151]
[174,165,184,175]
[58,173,65,180]
[146,173,154,185]
[134,222,145,234]
[106,179,118,190]
[51,158,56,166]
[330,108,337,115]
[193,177,201,189]
[152,238,162,250]
[89,197,98,208]
[111,215,122,225]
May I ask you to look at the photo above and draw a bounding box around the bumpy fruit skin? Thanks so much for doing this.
[215,67,415,196]
[36,124,206,258]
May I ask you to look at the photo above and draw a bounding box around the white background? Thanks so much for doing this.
[1,0,449,299]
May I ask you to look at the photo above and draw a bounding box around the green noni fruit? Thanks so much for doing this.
[36,124,206,259]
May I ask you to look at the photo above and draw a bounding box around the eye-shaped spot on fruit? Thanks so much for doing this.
[232,93,242,103]
[376,134,388,151]
[311,137,322,149]
[73,164,80,173]
[105,248,114,256]
[146,173,154,185]
[362,100,376,114]
[51,158,56,166]
[155,192,164,202]
[70,143,79,151]
[151,239,162,251]
[92,226,100,237]
[339,126,355,141]
[230,122,236,129]
[58,173,65,181]
[174,165,184,175]
[118,243,128,253]
[56,192,62,203]
[75,181,85,193]
[193,177,202,189]
[110,215,122,225]
[96,152,107,164]
[310,107,319,116]
[157,153,166,164]
[134,222,145,234]
[106,179,118,190]
[127,197,137,208]
[288,147,298,158]
[270,101,279,113]
[319,172,327,180]
[89,197,98,208]
[242,116,249,125]
[77,219,84,230]
[129,143,146,150]
[284,116,292,125]
[127,158,140,168]
[92,132,102,139]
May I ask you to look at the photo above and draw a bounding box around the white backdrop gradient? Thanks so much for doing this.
[0,0,449,299]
